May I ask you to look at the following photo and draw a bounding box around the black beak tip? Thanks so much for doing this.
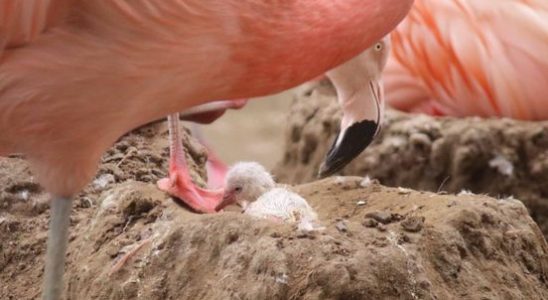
[318,162,334,178]
[318,120,379,178]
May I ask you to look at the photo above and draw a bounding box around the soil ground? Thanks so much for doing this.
[1,117,547,299]
[275,81,548,238]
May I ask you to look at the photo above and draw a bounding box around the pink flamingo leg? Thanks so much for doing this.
[189,124,228,189]
[157,113,223,213]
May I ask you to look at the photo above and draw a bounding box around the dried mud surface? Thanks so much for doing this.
[275,81,548,237]
[1,119,547,299]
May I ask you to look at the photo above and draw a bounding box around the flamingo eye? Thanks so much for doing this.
[374,42,383,51]
[234,186,242,193]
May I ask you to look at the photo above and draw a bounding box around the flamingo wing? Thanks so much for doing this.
[0,0,70,155]
[387,0,548,120]
[0,0,70,50]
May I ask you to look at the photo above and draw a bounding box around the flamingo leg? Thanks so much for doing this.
[188,124,228,189]
[157,113,223,213]
[42,196,72,300]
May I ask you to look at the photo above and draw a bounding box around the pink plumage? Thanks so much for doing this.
[385,0,548,120]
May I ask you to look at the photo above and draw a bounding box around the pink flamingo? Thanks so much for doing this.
[0,1,413,299]
[313,0,548,175]
[380,0,548,119]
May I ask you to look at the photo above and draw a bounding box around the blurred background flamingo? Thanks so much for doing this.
[385,0,548,119]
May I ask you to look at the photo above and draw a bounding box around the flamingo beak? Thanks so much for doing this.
[318,79,383,177]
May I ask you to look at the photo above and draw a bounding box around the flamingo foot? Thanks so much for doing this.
[157,164,223,213]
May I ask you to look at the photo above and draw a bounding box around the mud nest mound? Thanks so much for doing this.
[274,81,548,237]
[1,119,548,299]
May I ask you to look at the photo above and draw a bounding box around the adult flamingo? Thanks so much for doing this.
[0,1,413,299]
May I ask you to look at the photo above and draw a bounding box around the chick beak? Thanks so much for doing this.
[215,190,236,211]
[318,79,383,177]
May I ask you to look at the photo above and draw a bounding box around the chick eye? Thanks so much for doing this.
[374,42,383,51]
[234,187,242,193]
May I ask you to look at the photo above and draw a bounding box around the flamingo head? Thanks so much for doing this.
[215,161,275,211]
[319,35,391,177]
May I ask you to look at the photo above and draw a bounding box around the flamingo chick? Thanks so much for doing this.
[319,36,392,176]
[246,189,323,232]
[0,1,413,299]
[218,162,322,231]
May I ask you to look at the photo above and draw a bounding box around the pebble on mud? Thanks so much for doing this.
[362,218,378,228]
[335,220,348,233]
[401,216,425,233]
[364,211,403,224]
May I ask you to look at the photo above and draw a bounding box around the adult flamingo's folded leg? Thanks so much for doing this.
[157,113,224,213]
[180,100,246,189]
[157,99,246,211]
[188,124,228,190]
[179,99,248,124]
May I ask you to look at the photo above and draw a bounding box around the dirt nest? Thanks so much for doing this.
[1,119,548,299]
[274,81,548,237]
[0,122,207,299]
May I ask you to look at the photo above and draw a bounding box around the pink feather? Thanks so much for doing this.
[386,0,548,120]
